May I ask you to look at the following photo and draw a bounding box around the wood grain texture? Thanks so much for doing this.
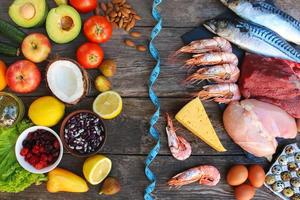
[0,155,280,200]
[0,0,298,199]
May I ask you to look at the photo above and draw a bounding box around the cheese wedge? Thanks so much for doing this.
[175,98,226,152]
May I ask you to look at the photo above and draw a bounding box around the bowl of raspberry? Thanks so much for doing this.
[15,126,63,174]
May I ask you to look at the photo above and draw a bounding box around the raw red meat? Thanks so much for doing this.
[239,53,300,118]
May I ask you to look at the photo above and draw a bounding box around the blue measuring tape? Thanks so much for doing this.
[144,0,163,200]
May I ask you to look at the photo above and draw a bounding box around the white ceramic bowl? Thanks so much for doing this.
[15,126,63,174]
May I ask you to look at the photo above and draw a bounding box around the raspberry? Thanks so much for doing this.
[29,156,39,165]
[32,145,40,154]
[20,148,29,156]
[39,146,45,153]
[34,162,45,170]
[25,152,32,159]
[40,154,48,162]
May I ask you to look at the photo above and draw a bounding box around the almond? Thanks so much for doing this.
[124,39,135,47]
[134,15,142,20]
[130,31,142,38]
[136,45,147,52]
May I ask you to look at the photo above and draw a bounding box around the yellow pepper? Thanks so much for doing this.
[47,168,89,193]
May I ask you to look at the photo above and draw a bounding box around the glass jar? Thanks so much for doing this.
[0,92,24,127]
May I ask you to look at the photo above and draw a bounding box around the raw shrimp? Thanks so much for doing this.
[176,37,232,55]
[167,165,221,187]
[165,113,191,161]
[185,64,240,84]
[196,83,241,104]
[185,52,238,68]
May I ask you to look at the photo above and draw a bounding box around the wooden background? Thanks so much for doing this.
[1,0,300,199]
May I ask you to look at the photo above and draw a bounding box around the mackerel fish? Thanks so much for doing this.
[220,0,300,45]
[203,18,300,62]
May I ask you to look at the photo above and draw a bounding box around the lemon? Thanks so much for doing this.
[93,91,122,119]
[83,155,112,185]
[28,96,65,127]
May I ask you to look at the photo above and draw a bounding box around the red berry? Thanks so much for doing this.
[34,162,45,170]
[39,146,45,153]
[32,145,40,154]
[25,152,32,159]
[20,148,29,156]
[40,154,48,162]
[29,156,39,165]
[53,140,60,149]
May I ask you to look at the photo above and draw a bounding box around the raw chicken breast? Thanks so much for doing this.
[223,99,297,158]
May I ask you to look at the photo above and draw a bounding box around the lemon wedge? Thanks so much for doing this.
[93,91,123,119]
[83,155,112,185]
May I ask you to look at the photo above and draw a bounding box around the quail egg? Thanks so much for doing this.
[291,177,300,188]
[288,162,299,171]
[295,153,300,162]
[265,174,276,185]
[278,155,288,165]
[272,165,283,175]
[286,145,295,154]
[297,170,300,177]
[272,181,285,192]
[281,171,292,181]
[292,194,300,200]
[283,187,295,198]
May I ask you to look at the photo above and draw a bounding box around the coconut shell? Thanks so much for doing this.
[46,58,90,105]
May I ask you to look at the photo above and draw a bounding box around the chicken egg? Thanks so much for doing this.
[248,165,265,188]
[234,184,256,200]
[227,165,248,186]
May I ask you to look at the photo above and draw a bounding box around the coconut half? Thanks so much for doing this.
[46,59,89,105]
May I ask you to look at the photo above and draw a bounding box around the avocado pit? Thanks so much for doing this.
[19,3,36,20]
[61,16,74,31]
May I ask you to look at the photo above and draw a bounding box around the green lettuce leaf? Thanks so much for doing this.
[0,120,47,193]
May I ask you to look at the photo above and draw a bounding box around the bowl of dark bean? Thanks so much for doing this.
[60,110,106,157]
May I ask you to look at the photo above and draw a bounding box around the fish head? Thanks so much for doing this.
[204,18,248,39]
[204,19,231,35]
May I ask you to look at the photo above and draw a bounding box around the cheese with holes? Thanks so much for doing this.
[175,98,226,152]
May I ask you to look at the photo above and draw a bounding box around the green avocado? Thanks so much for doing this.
[46,5,82,44]
[9,0,48,28]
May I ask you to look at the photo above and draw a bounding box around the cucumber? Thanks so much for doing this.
[0,42,20,56]
[0,19,26,44]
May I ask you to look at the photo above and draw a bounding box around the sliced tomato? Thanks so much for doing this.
[84,16,113,43]
[76,42,104,69]
[69,0,97,13]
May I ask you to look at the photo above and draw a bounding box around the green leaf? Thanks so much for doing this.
[0,120,47,193]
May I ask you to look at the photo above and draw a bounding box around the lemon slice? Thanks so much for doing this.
[93,91,123,119]
[83,155,112,185]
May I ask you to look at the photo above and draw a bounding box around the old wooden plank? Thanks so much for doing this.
[0,154,279,200]
[0,0,299,28]
[17,97,297,157]
[0,27,202,98]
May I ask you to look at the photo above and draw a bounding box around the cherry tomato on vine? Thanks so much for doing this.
[84,16,113,43]
[69,0,97,13]
[76,43,104,69]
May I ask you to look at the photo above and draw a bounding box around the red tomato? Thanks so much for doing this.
[84,16,113,43]
[69,0,97,13]
[76,43,104,69]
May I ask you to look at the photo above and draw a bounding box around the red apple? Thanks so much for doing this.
[6,60,41,93]
[21,33,51,63]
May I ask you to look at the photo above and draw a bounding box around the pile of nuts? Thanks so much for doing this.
[100,0,141,32]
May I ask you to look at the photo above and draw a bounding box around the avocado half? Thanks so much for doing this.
[9,0,48,28]
[46,5,82,44]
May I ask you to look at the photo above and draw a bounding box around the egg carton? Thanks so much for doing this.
[264,143,300,200]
